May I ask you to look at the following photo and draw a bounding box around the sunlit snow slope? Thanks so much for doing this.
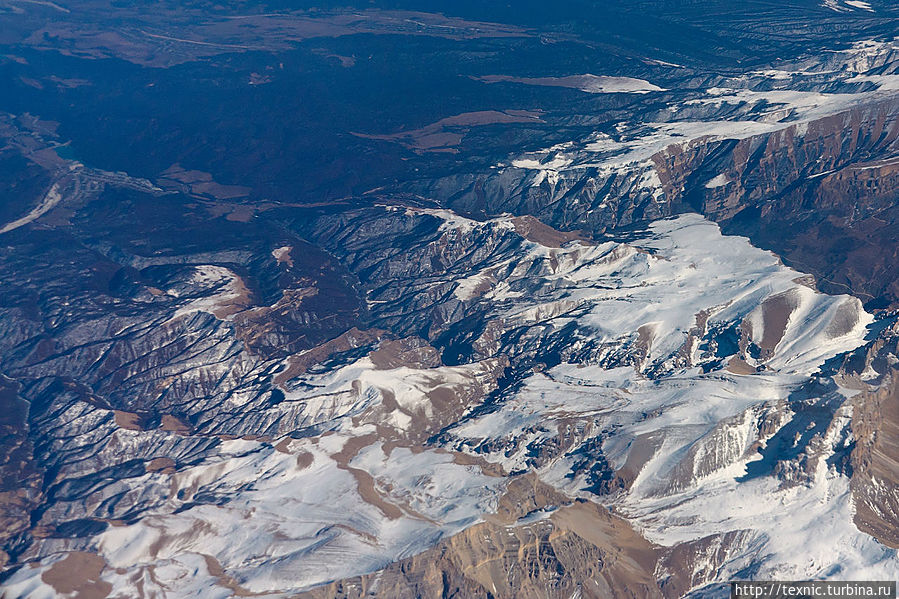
[3,212,892,598]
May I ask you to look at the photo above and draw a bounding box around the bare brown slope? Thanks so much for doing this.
[294,475,731,599]
[851,369,899,549]
[297,501,665,599]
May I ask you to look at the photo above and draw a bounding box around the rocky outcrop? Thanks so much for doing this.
[407,96,899,309]
[668,98,899,308]
[299,479,666,599]
[851,368,899,549]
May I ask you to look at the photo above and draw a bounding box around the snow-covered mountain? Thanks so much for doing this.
[1,1,898,598]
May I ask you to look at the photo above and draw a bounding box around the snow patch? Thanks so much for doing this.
[705,173,729,189]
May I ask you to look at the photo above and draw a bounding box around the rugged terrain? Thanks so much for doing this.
[0,1,898,598]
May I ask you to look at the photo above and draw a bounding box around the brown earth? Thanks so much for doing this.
[511,214,589,248]
[368,337,441,370]
[273,328,386,385]
[851,369,899,548]
[297,476,670,599]
[40,552,112,599]
[352,110,544,152]
[757,290,798,359]
[13,8,530,68]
